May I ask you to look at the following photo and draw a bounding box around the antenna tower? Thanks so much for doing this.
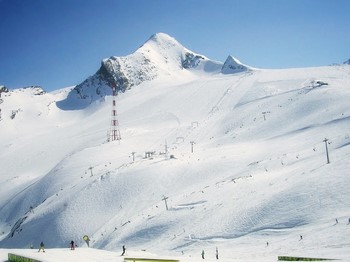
[109,83,121,142]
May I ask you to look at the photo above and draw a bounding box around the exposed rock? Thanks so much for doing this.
[221,55,250,74]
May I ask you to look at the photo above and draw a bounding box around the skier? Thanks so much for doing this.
[201,250,205,259]
[215,247,219,259]
[335,218,338,224]
[300,235,303,241]
[348,218,350,225]
[121,245,126,256]
[38,241,45,253]
[70,240,75,250]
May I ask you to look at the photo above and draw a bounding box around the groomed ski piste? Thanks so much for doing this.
[0,33,350,261]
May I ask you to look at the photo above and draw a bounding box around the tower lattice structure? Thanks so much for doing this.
[109,83,121,142]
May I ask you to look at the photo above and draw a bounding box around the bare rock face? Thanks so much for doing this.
[0,85,9,97]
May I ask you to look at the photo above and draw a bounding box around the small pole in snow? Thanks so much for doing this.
[89,167,94,176]
[190,141,195,153]
[162,195,169,210]
[131,152,136,162]
[165,140,168,159]
[323,138,330,164]
[262,111,270,121]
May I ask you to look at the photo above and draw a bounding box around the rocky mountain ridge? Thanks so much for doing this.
[69,33,245,107]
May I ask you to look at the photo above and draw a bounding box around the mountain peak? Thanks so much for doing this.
[138,32,187,61]
[221,55,251,74]
[65,33,252,109]
[147,32,178,45]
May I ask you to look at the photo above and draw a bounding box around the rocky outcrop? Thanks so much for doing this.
[182,52,206,69]
[221,55,250,74]
[0,85,9,96]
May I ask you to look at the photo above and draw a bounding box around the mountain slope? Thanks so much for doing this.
[0,36,350,260]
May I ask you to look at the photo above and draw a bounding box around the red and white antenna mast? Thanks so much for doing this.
[109,82,121,142]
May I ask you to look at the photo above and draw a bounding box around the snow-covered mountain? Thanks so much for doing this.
[344,58,350,65]
[65,33,223,109]
[1,34,350,261]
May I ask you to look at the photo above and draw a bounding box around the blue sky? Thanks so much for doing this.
[0,0,349,91]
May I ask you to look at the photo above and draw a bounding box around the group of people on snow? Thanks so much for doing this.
[201,247,219,259]
[36,236,126,256]
[35,217,350,259]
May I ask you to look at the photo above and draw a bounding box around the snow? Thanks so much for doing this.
[1,34,350,261]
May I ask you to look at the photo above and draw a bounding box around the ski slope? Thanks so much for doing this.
[1,39,350,261]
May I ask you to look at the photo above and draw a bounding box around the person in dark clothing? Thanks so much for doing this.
[70,240,75,250]
[38,241,45,253]
[121,245,126,256]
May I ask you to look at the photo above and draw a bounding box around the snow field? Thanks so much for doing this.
[0,64,350,261]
